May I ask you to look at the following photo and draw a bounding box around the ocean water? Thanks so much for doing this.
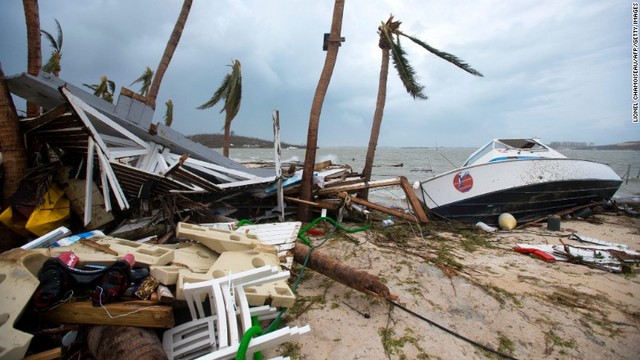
[228,146,640,206]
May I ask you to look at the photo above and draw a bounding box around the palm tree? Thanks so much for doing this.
[0,65,28,201]
[146,0,193,109]
[23,0,41,117]
[197,60,242,158]
[298,0,345,222]
[131,66,154,96]
[83,76,116,103]
[360,15,482,200]
[164,99,173,127]
[41,19,63,76]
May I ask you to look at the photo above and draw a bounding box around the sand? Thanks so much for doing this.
[263,212,640,359]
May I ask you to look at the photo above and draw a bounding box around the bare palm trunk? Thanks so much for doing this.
[23,0,41,117]
[223,114,232,158]
[0,65,28,201]
[360,48,390,200]
[147,0,193,109]
[298,0,345,222]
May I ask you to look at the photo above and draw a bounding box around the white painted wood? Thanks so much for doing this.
[84,138,95,226]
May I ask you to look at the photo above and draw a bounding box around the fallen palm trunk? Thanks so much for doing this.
[87,325,167,360]
[292,243,397,301]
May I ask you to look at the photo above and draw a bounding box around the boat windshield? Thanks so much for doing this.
[462,141,494,167]
[462,139,549,167]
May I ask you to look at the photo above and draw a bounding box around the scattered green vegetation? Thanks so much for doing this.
[544,330,575,355]
[497,335,516,356]
[481,283,521,307]
[279,342,302,359]
[458,230,494,252]
[283,294,326,321]
[378,326,428,359]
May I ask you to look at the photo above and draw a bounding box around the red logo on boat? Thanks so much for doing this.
[453,171,473,192]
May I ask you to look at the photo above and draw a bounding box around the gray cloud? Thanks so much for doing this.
[0,0,633,148]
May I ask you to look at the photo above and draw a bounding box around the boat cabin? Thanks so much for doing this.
[462,138,566,167]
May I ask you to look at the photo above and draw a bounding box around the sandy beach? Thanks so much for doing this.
[263,211,640,359]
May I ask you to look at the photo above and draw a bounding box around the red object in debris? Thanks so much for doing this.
[121,253,135,267]
[57,251,79,267]
[514,247,556,262]
[306,229,324,236]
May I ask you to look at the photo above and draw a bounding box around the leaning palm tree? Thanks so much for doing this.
[298,0,345,222]
[83,76,116,103]
[164,99,173,127]
[23,0,41,117]
[360,15,482,200]
[131,66,154,96]
[197,60,242,158]
[146,0,193,109]
[0,65,28,201]
[41,18,63,76]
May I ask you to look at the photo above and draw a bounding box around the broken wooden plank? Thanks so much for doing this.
[292,243,397,301]
[21,103,69,133]
[284,196,340,210]
[399,176,429,223]
[337,192,418,222]
[316,177,402,196]
[41,300,174,328]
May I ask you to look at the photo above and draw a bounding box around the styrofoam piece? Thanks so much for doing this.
[176,222,262,254]
[0,249,50,359]
[93,236,175,266]
[150,265,193,285]
[169,242,219,272]
[20,226,71,249]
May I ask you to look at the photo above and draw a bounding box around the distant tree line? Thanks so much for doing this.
[187,133,305,149]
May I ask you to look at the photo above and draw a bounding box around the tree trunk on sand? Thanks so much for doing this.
[147,0,193,109]
[293,243,397,301]
[298,0,345,222]
[23,0,41,117]
[360,47,390,201]
[0,64,28,202]
[87,325,167,360]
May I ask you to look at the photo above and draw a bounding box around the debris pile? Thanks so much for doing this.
[0,72,406,359]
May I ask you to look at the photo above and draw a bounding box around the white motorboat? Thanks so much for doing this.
[414,139,623,225]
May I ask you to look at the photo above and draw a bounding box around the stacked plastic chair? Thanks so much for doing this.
[162,266,310,360]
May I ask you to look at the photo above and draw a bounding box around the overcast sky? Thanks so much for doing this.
[0,0,635,148]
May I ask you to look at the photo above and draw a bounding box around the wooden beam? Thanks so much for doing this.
[284,196,339,210]
[337,192,418,222]
[316,177,402,196]
[23,347,62,360]
[22,103,69,133]
[399,176,429,223]
[41,300,174,328]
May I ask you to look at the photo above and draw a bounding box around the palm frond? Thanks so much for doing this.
[400,32,483,77]
[130,66,154,96]
[55,19,63,50]
[197,75,230,110]
[164,99,173,127]
[381,19,426,99]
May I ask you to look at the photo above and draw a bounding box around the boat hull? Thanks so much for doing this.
[415,158,622,225]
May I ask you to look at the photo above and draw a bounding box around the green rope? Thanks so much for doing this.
[235,316,264,360]
[238,216,370,356]
[297,216,370,245]
[265,216,370,333]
